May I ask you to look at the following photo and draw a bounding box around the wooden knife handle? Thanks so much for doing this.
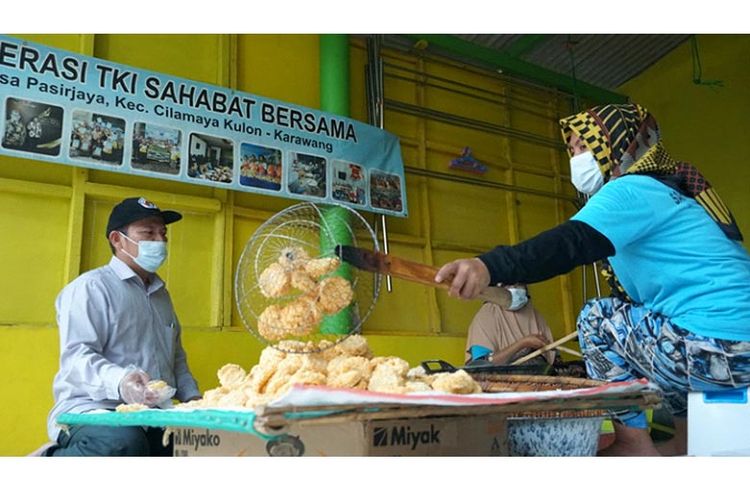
[386,255,511,307]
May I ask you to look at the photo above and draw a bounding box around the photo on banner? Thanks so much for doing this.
[239,142,282,191]
[3,97,64,156]
[332,160,366,206]
[69,110,126,166]
[187,132,234,184]
[288,151,327,198]
[370,170,403,212]
[131,122,182,176]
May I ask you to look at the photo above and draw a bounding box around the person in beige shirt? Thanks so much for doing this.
[465,285,555,366]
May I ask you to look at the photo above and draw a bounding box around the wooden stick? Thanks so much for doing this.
[556,345,583,358]
[511,331,579,366]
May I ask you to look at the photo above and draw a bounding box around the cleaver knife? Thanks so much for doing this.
[335,244,511,308]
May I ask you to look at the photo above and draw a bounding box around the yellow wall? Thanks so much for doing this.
[1,34,587,455]
[619,34,750,246]
[357,41,585,343]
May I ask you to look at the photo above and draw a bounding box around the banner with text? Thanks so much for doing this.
[0,36,407,216]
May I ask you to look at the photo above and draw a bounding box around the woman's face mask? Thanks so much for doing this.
[119,231,168,273]
[570,151,604,195]
[506,286,529,311]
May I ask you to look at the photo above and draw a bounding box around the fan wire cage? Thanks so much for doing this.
[235,202,381,354]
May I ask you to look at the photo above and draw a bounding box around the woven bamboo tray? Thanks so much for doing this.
[473,374,605,393]
[472,374,608,419]
[251,375,659,430]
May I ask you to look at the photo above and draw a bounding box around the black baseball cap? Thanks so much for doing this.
[106,197,182,237]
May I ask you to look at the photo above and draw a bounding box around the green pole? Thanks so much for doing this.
[319,34,353,335]
[320,35,350,116]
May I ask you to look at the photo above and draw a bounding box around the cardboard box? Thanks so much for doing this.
[173,413,508,456]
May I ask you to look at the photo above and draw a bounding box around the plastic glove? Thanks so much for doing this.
[118,369,161,406]
[146,380,177,408]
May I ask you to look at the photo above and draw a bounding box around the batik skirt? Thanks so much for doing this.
[577,297,750,427]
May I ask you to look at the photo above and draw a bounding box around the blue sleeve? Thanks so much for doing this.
[571,177,657,250]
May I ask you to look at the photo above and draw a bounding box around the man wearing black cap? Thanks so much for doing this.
[44,197,201,456]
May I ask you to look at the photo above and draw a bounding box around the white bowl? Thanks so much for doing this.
[507,416,604,456]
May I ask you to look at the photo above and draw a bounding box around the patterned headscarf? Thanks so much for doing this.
[560,103,743,301]
[560,103,742,241]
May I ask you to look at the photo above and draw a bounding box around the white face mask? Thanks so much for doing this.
[119,232,168,273]
[570,151,604,195]
[506,287,529,311]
